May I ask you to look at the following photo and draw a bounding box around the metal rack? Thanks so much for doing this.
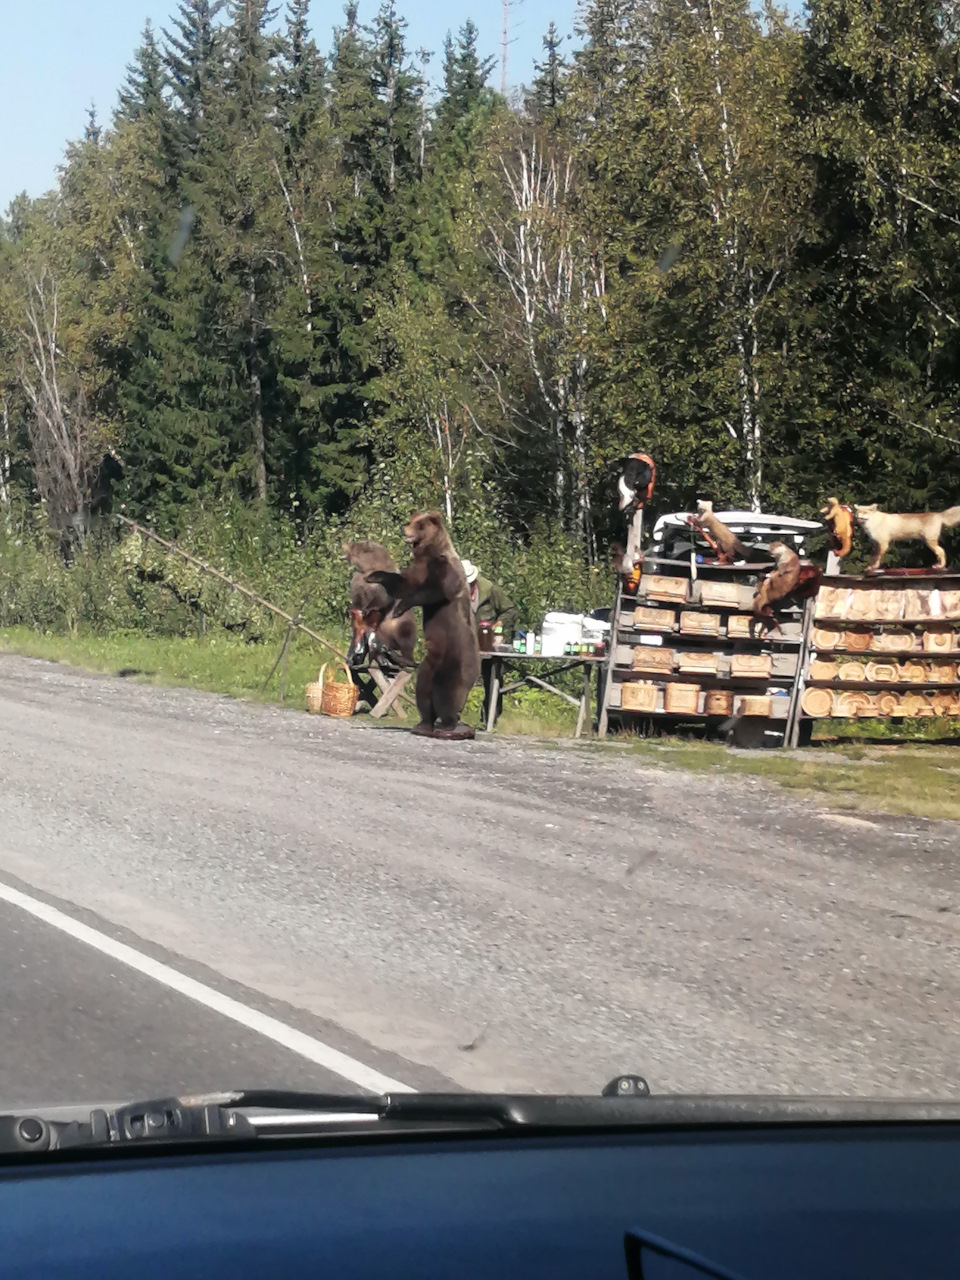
[598,554,811,747]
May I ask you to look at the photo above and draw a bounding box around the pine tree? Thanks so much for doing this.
[118,22,167,123]
[163,0,225,154]
[439,21,495,126]
[526,22,568,121]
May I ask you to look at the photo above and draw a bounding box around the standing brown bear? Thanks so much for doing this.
[366,511,480,740]
[342,540,417,667]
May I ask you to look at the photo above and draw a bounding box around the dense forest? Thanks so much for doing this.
[2,0,960,637]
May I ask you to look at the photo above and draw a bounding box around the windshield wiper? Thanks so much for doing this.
[0,1077,652,1154]
[4,1078,957,1156]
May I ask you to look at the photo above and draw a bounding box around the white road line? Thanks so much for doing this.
[0,878,416,1096]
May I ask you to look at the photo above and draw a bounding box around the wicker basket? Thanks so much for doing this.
[306,661,358,718]
[679,611,721,636]
[877,692,901,717]
[737,694,772,717]
[809,659,840,682]
[632,647,675,673]
[664,683,701,714]
[704,689,734,716]
[730,653,772,678]
[677,651,720,675]
[802,687,833,718]
[899,661,926,684]
[633,606,676,632]
[642,574,689,604]
[621,680,658,713]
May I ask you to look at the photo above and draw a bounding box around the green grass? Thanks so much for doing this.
[0,625,353,705]
[612,734,960,821]
[3,626,958,818]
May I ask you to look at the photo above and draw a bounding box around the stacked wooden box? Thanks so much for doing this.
[608,558,804,728]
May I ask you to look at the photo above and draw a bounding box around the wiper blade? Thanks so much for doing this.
[0,1080,653,1154]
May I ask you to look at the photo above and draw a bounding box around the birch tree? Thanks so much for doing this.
[481,133,606,556]
[17,266,110,537]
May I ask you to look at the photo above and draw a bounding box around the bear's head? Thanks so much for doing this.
[403,511,450,556]
[342,540,396,572]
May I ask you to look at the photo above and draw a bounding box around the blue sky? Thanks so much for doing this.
[1,0,580,214]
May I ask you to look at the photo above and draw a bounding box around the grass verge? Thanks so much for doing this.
[3,626,957,818]
[610,735,960,821]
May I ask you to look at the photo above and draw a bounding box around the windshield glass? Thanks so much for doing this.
[0,0,957,1110]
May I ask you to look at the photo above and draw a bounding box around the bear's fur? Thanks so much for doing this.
[366,512,480,740]
[342,540,417,666]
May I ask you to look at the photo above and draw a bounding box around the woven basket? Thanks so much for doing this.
[704,689,734,716]
[306,661,358,718]
[664,683,700,714]
[899,661,926,685]
[877,692,901,717]
[809,659,840,682]
[621,681,658,713]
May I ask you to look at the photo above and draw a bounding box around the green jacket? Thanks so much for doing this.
[472,574,518,637]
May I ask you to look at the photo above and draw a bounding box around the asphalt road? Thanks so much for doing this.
[0,650,958,1107]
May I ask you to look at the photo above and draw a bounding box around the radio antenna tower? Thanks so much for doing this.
[500,0,509,95]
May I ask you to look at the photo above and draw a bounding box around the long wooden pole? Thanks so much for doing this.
[115,514,351,664]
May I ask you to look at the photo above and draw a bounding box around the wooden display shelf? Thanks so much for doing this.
[615,670,795,688]
[609,693,790,721]
[618,616,804,646]
[820,571,960,584]
[810,648,959,659]
[815,616,960,627]
[805,679,960,691]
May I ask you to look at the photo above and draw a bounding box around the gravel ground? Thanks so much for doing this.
[0,650,958,1099]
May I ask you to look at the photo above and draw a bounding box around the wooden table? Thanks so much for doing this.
[480,652,607,738]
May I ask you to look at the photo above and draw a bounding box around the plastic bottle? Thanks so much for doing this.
[525,631,535,655]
